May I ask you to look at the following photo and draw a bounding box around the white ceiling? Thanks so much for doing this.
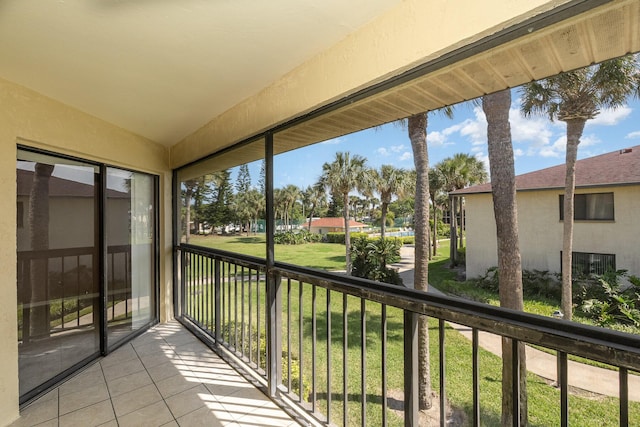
[0,0,401,146]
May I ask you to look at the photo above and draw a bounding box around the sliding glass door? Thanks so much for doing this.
[106,168,156,348]
[16,148,158,403]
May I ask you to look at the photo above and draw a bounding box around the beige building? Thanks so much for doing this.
[1,0,639,424]
[454,146,640,279]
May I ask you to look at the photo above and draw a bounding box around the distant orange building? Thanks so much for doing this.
[307,217,367,236]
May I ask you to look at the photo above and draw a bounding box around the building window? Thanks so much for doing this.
[559,192,614,221]
[565,252,616,276]
[17,201,23,228]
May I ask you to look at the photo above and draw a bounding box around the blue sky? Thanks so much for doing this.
[269,89,640,190]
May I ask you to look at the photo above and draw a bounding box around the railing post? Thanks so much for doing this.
[214,258,221,343]
[264,132,282,397]
[267,272,282,397]
[404,310,419,427]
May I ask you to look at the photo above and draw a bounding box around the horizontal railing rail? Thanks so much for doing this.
[177,243,640,427]
[18,245,134,341]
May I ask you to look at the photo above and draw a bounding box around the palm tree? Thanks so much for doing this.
[245,188,265,235]
[372,165,412,238]
[304,182,327,230]
[320,152,371,274]
[272,188,283,231]
[439,153,488,250]
[406,112,433,410]
[428,167,446,258]
[281,184,301,231]
[483,89,527,426]
[521,55,640,320]
[183,179,198,243]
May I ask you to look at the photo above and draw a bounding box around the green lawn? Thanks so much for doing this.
[183,237,640,426]
[188,234,346,270]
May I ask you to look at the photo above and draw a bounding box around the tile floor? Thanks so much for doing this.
[9,321,299,427]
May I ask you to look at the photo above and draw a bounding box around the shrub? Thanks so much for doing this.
[351,236,403,286]
[325,231,368,244]
[470,268,562,301]
[274,229,321,245]
[575,270,640,327]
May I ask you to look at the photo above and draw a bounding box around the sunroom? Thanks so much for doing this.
[3,0,640,426]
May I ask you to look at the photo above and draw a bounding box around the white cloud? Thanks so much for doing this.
[626,130,640,139]
[538,136,566,158]
[390,144,405,153]
[376,147,389,156]
[579,134,600,147]
[399,152,413,161]
[587,106,632,127]
[509,109,554,147]
[514,148,524,157]
[321,137,342,145]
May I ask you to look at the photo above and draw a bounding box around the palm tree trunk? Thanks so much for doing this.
[458,199,464,249]
[380,202,388,239]
[408,112,432,410]
[562,119,585,321]
[432,205,438,257]
[29,163,55,339]
[483,89,527,426]
[343,192,352,274]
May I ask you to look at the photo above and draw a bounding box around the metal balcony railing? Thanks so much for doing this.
[177,243,640,427]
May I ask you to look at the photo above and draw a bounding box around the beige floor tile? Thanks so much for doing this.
[111,383,162,417]
[96,420,118,427]
[99,344,138,369]
[9,390,58,427]
[146,360,190,383]
[106,369,153,397]
[155,371,201,398]
[59,366,106,397]
[58,400,115,427]
[175,404,233,427]
[236,410,296,427]
[116,400,174,427]
[203,377,256,399]
[139,350,178,369]
[101,357,145,382]
[164,333,201,348]
[59,382,110,415]
[160,421,179,427]
[164,383,211,419]
[32,419,58,427]
[133,340,175,356]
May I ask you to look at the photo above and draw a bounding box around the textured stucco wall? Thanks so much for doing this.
[0,77,171,424]
[464,186,640,279]
[170,0,568,168]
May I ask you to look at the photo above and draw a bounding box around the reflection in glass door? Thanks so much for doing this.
[106,168,156,348]
[16,149,158,403]
[17,151,101,400]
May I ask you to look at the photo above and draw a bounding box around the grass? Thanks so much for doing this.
[183,237,640,426]
[189,234,346,270]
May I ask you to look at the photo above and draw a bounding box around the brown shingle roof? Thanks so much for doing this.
[452,145,640,195]
[308,217,367,229]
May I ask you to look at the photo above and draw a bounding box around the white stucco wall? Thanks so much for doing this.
[464,186,640,279]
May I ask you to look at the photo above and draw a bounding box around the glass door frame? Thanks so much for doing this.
[17,144,160,404]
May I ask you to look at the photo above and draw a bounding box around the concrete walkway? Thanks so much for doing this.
[390,245,640,402]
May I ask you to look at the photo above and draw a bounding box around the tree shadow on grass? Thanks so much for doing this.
[233,236,265,244]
